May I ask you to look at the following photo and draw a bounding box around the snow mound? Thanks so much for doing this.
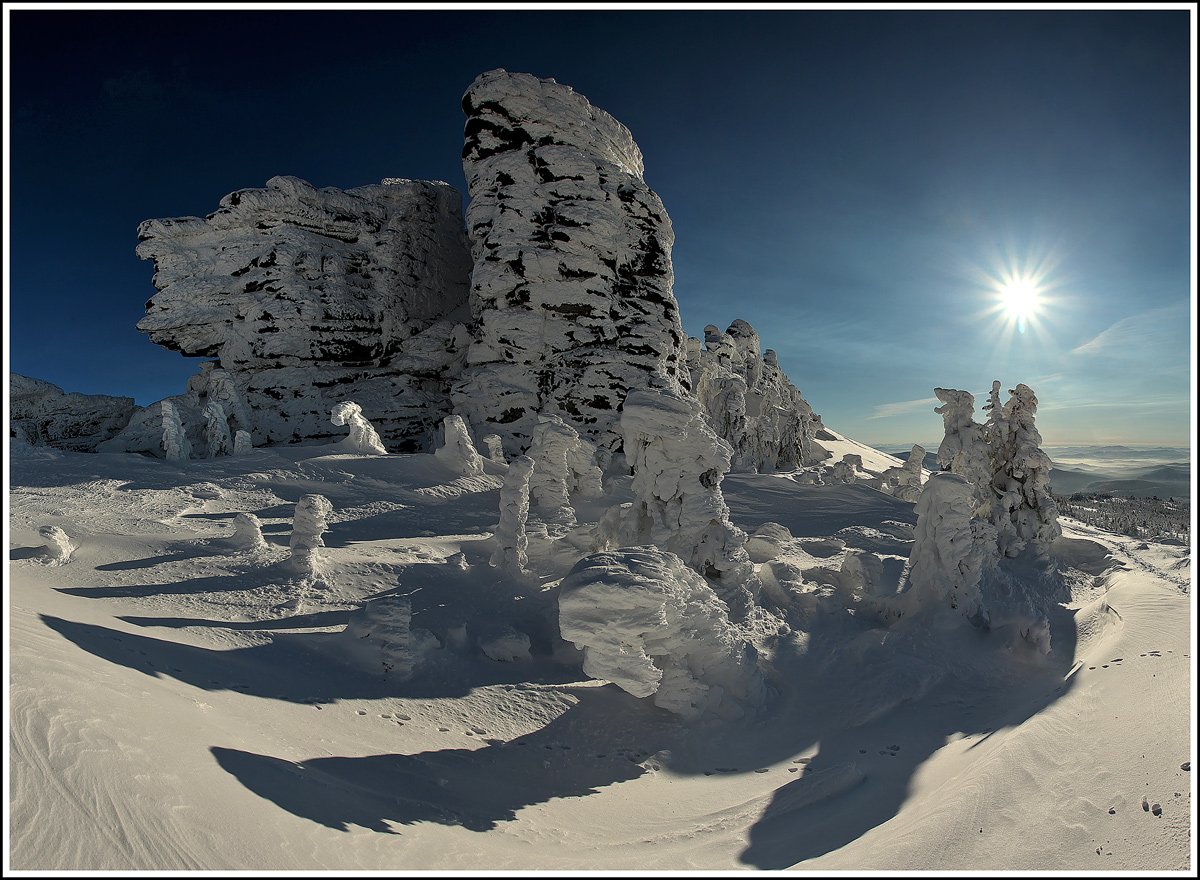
[558,546,764,720]
[478,626,532,662]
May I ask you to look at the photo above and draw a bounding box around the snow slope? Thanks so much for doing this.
[7,439,1194,871]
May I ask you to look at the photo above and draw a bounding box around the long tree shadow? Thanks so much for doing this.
[211,686,651,834]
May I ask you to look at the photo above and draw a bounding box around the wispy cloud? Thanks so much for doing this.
[1070,304,1189,359]
[868,397,939,420]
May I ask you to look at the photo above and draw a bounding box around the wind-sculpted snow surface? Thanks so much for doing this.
[687,320,826,472]
[330,402,388,455]
[452,69,690,456]
[602,386,758,615]
[9,374,135,453]
[132,175,473,451]
[558,547,764,719]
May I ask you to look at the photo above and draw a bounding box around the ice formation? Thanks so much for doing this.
[204,402,233,458]
[481,434,507,463]
[38,525,76,564]
[450,69,690,456]
[287,494,334,577]
[161,400,192,462]
[880,444,926,502]
[9,374,135,453]
[601,386,758,615]
[341,595,440,680]
[933,387,990,495]
[828,453,864,484]
[478,626,532,662]
[433,415,485,477]
[525,415,604,523]
[491,454,535,570]
[233,430,253,455]
[687,320,827,472]
[988,384,1062,563]
[329,401,388,455]
[229,512,267,551]
[205,368,252,436]
[558,547,764,719]
[129,175,473,451]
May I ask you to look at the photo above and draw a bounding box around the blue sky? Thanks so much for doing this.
[7,9,1193,447]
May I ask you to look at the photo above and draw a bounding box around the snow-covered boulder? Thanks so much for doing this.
[38,525,76,564]
[128,175,473,452]
[330,401,387,455]
[161,399,192,462]
[478,626,532,662]
[601,385,758,615]
[558,547,764,720]
[286,494,333,577]
[434,414,485,477]
[341,594,440,680]
[686,320,826,472]
[451,69,691,456]
[491,454,535,570]
[9,374,135,453]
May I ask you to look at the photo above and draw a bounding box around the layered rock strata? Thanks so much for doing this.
[10,374,135,453]
[452,69,690,457]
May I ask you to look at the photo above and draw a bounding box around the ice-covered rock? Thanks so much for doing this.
[478,626,532,662]
[38,525,76,564]
[491,454,535,570]
[451,69,690,456]
[286,494,333,577]
[161,400,192,462]
[204,402,233,458]
[330,401,387,455]
[686,320,826,472]
[228,512,267,551]
[745,522,794,564]
[129,175,473,452]
[600,385,758,615]
[880,444,926,502]
[9,374,135,453]
[341,594,440,680]
[434,414,485,477]
[558,547,764,719]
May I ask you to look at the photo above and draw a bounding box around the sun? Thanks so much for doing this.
[999,277,1041,322]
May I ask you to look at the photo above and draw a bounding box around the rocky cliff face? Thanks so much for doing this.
[451,69,690,459]
[10,374,135,452]
[116,175,473,452]
[687,320,825,472]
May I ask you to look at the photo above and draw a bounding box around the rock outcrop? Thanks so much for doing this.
[686,320,826,472]
[122,175,473,452]
[451,69,690,458]
[9,374,135,453]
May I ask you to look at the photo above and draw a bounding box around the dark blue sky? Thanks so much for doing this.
[8,9,1193,445]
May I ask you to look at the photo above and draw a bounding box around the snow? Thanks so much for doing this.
[329,401,388,456]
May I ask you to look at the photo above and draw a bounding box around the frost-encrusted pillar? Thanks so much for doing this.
[452,70,690,456]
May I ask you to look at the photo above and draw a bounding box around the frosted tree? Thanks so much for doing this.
[229,512,267,551]
[206,368,252,436]
[526,415,604,524]
[204,402,233,458]
[434,415,484,477]
[287,494,333,577]
[491,454,534,570]
[39,525,76,564]
[161,399,192,462]
[233,430,254,455]
[481,434,507,463]
[933,388,989,495]
[988,383,1061,562]
[880,444,926,502]
[828,453,862,484]
[330,401,387,455]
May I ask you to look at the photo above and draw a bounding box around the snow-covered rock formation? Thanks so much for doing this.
[161,400,192,462]
[330,401,387,455]
[340,595,440,680]
[880,444,926,502]
[129,174,473,451]
[686,320,826,472]
[38,525,76,564]
[451,69,690,457]
[286,494,333,577]
[491,454,535,570]
[433,415,485,477]
[9,374,135,453]
[558,547,764,719]
[600,386,758,615]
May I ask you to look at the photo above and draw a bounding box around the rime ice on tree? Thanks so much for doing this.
[491,455,535,571]
[433,415,484,477]
[204,402,233,458]
[161,400,192,462]
[330,401,387,455]
[287,494,333,577]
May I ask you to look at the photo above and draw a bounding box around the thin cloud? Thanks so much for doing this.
[1070,304,1188,358]
[868,397,939,420]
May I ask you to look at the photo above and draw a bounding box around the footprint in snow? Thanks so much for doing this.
[1152,803,1162,816]
[1142,798,1150,812]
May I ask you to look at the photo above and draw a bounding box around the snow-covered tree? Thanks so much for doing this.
[287,494,333,576]
[933,387,989,497]
[491,454,534,570]
[988,383,1061,562]
[204,402,233,458]
[38,525,76,564]
[161,400,191,462]
[434,415,484,477]
[230,512,267,551]
[233,430,253,455]
[330,401,387,455]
